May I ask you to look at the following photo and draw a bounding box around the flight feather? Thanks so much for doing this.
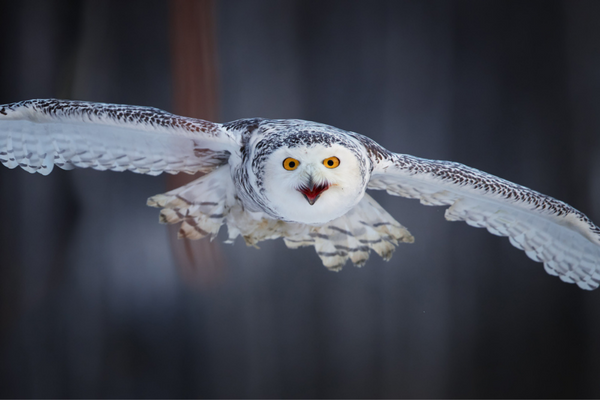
[0,99,237,176]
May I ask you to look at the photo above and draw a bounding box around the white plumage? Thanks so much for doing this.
[1,99,599,289]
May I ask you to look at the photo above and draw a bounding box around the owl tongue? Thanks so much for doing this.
[299,182,330,206]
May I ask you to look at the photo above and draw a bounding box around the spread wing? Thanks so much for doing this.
[0,99,238,176]
[355,134,600,290]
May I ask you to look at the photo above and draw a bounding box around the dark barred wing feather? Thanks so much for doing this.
[0,99,237,176]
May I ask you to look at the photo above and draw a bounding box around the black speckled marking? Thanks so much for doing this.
[223,118,264,136]
[6,99,222,136]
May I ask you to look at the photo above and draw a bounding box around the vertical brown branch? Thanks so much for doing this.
[167,0,223,286]
[169,0,219,123]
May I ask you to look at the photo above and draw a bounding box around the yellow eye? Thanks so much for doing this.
[283,157,300,170]
[323,156,340,169]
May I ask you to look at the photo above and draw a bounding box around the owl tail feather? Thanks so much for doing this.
[147,166,232,240]
[283,193,414,271]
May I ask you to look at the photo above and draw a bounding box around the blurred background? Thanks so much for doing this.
[1,0,600,397]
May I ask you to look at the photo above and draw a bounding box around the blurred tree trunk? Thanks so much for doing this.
[167,0,223,285]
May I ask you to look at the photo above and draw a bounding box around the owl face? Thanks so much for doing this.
[262,142,367,224]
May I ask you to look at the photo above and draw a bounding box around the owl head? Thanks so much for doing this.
[258,126,370,225]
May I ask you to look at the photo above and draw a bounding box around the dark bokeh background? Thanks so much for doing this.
[1,0,600,398]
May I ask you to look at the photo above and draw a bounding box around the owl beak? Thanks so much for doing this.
[298,177,329,206]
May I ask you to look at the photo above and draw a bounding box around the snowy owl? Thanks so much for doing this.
[1,99,600,290]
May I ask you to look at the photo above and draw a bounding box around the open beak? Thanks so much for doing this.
[298,177,330,205]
